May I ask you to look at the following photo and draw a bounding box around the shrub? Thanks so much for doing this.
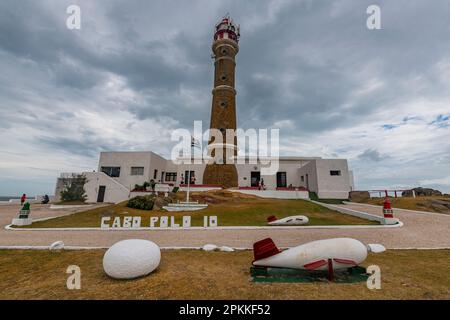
[127,195,155,210]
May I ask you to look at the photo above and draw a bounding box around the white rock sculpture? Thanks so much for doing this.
[267,215,309,226]
[253,237,386,270]
[103,239,161,279]
[49,241,65,251]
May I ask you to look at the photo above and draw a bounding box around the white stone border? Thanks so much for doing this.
[5,222,403,231]
[49,204,94,209]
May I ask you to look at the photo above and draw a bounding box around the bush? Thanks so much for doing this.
[133,181,151,192]
[309,192,318,201]
[127,195,155,210]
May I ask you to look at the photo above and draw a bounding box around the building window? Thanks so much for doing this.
[330,170,341,176]
[101,166,121,178]
[165,172,177,182]
[130,167,144,176]
[301,176,304,182]
[153,169,158,179]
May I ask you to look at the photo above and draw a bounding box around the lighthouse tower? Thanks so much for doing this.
[203,16,240,188]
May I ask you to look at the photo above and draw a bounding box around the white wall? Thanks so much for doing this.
[98,152,152,190]
[298,161,319,193]
[315,159,351,199]
[83,172,130,203]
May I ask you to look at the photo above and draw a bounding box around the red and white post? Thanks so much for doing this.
[382,197,398,225]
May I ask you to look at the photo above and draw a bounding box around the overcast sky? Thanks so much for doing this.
[0,0,449,196]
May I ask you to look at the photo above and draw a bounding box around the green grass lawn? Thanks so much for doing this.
[24,191,377,228]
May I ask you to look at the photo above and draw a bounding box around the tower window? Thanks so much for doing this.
[221,48,228,55]
[219,101,228,108]
[330,170,341,176]
[220,75,227,81]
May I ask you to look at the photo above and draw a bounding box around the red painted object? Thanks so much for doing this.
[303,259,327,270]
[383,197,394,218]
[333,258,357,265]
[252,238,281,263]
[327,259,334,281]
[267,215,278,223]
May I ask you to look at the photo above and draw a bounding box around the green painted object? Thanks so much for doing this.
[18,202,31,219]
[250,266,369,283]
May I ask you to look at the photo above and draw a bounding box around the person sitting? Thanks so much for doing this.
[41,194,50,204]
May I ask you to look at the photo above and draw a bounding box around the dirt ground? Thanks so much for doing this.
[0,249,449,300]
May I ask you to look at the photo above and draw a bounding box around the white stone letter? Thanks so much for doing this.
[100,216,110,229]
[182,216,191,228]
[150,217,159,228]
[366,265,381,289]
[66,265,81,290]
[209,216,218,227]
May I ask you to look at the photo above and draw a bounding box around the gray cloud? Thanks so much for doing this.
[358,149,389,162]
[1,0,450,195]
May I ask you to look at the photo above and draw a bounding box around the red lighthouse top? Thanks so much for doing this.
[214,15,240,43]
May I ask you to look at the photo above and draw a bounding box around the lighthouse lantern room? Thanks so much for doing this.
[214,15,240,43]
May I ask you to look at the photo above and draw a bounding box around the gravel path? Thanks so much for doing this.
[1,202,449,249]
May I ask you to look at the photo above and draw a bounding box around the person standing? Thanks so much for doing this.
[20,194,26,205]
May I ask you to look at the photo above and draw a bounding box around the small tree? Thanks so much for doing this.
[60,174,88,202]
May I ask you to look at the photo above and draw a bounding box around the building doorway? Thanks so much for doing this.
[276,172,287,188]
[185,171,195,184]
[250,171,260,187]
[97,186,106,203]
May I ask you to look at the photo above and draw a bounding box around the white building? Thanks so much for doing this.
[55,152,354,203]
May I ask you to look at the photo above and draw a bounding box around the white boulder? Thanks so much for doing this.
[103,239,161,280]
[202,244,218,251]
[219,246,235,252]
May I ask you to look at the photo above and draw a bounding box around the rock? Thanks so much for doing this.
[202,244,218,251]
[402,187,442,197]
[219,246,235,252]
[103,239,161,280]
[49,241,65,251]
[349,191,370,203]
[153,196,173,210]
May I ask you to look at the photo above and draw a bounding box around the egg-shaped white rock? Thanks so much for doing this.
[219,246,235,252]
[103,239,161,280]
